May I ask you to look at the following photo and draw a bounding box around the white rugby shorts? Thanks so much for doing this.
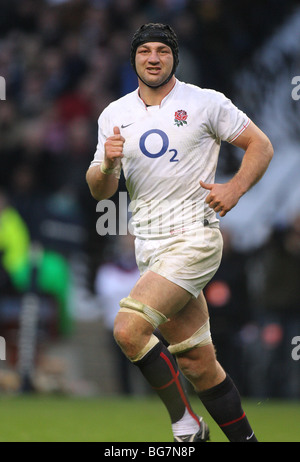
[134,225,223,298]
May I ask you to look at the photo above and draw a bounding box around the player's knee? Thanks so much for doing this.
[166,318,215,382]
[177,345,219,385]
[113,315,135,354]
[114,295,167,359]
[113,319,128,350]
[113,312,152,359]
[177,352,210,382]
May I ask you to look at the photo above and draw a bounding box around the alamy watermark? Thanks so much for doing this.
[0,76,6,100]
[0,336,6,360]
[95,192,207,238]
[291,336,300,361]
[291,76,300,100]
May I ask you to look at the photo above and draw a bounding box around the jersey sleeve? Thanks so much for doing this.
[207,91,250,143]
[89,109,121,179]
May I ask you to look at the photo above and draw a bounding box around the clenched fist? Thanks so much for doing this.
[103,126,125,171]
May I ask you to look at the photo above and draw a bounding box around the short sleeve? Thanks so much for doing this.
[208,91,250,143]
[89,110,121,179]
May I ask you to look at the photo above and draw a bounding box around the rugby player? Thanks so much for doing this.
[86,23,273,442]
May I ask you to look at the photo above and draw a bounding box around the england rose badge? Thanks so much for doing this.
[174,110,188,127]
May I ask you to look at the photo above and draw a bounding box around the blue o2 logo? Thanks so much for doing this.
[139,129,178,162]
[139,129,169,158]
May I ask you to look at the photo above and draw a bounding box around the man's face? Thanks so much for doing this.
[135,42,174,88]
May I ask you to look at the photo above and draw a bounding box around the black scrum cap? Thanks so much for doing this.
[130,23,179,87]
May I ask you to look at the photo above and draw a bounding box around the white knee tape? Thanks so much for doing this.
[131,334,159,363]
[119,296,168,329]
[168,319,212,355]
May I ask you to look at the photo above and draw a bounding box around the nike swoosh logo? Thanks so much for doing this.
[121,123,134,129]
[246,432,254,440]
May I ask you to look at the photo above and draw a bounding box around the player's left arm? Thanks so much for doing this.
[200,121,274,217]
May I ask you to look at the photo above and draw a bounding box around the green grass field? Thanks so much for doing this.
[0,394,299,442]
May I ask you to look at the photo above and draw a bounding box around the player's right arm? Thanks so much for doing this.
[86,126,125,201]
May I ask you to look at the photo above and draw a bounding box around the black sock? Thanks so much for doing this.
[197,374,258,442]
[135,340,200,427]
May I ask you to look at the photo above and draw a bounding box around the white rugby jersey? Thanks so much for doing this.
[91,79,250,238]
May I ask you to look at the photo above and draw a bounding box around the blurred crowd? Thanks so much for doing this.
[0,0,299,397]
